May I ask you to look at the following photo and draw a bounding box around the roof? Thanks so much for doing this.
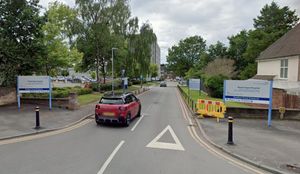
[251,75,275,81]
[257,23,300,60]
[102,92,133,98]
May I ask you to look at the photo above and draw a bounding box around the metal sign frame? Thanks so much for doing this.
[17,76,52,110]
[223,80,273,127]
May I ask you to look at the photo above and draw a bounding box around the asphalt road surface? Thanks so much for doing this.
[0,82,268,174]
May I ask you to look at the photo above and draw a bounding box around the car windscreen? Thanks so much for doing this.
[100,98,124,104]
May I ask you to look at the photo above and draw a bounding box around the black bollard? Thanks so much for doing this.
[227,116,234,145]
[35,106,40,129]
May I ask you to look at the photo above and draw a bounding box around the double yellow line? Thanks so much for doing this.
[176,89,266,174]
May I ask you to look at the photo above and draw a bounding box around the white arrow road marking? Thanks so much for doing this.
[146,125,185,151]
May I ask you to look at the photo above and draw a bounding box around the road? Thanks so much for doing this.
[0,82,268,174]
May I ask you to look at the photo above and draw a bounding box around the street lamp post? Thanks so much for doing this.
[111,48,117,94]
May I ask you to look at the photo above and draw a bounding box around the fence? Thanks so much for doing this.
[177,85,197,113]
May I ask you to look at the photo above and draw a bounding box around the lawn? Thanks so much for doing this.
[78,93,102,105]
[78,85,149,105]
[179,86,250,108]
[143,81,159,87]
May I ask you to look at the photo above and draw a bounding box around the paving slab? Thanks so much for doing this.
[0,103,95,139]
[199,118,300,174]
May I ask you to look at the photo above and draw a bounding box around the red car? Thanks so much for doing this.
[95,92,141,126]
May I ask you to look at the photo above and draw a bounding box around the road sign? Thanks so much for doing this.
[189,79,201,90]
[17,76,52,110]
[18,76,50,93]
[223,80,273,126]
[146,125,185,151]
[224,80,271,104]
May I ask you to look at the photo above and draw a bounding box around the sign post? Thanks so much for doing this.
[223,80,273,127]
[17,76,52,110]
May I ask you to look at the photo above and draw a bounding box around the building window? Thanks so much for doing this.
[280,59,288,79]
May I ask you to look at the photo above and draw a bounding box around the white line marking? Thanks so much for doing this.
[146,125,185,151]
[97,140,125,174]
[131,115,145,131]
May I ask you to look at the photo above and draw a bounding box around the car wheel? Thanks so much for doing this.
[136,105,141,117]
[95,116,101,125]
[124,114,131,127]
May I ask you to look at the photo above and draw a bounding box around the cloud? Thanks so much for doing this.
[39,0,300,64]
[130,0,300,63]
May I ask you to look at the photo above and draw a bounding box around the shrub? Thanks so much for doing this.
[77,88,92,95]
[91,80,122,92]
[204,75,228,98]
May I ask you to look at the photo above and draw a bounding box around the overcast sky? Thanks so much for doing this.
[40,0,300,64]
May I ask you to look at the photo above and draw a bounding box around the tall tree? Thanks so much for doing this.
[167,35,206,77]
[227,30,249,73]
[240,2,299,79]
[42,2,83,76]
[207,41,227,60]
[75,0,138,83]
[0,0,45,86]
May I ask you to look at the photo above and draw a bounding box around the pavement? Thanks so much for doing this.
[0,82,267,174]
[0,102,95,140]
[198,118,300,174]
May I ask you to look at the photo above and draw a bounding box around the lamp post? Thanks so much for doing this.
[121,69,125,94]
[111,48,117,94]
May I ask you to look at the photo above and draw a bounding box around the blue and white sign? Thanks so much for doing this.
[18,76,50,93]
[17,76,52,110]
[224,80,271,104]
[189,79,201,90]
[223,79,273,127]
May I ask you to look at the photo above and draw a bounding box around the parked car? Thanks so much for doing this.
[95,92,141,126]
[160,81,167,87]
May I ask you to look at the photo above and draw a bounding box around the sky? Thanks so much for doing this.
[39,0,300,64]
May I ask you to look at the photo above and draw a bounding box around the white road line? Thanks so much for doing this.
[97,140,125,174]
[131,115,145,131]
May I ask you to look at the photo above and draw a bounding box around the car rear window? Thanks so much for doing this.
[100,98,124,104]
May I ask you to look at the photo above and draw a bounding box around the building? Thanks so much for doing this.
[255,23,300,108]
[151,41,161,78]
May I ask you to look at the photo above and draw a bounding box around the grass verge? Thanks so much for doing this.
[78,93,102,106]
[179,86,250,108]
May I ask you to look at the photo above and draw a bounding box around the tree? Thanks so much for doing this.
[0,0,45,86]
[254,2,299,35]
[167,36,206,77]
[42,2,83,76]
[132,23,157,79]
[240,2,299,79]
[207,41,227,60]
[150,64,158,78]
[75,0,138,84]
[227,30,249,73]
[203,58,236,79]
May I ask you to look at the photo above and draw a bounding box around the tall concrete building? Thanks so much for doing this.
[150,41,161,78]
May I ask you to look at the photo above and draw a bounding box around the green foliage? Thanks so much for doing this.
[227,30,249,72]
[207,41,227,60]
[91,80,122,92]
[254,2,299,34]
[239,63,257,80]
[42,2,83,76]
[0,0,45,86]
[167,36,206,77]
[204,75,228,98]
[227,2,299,79]
[150,64,158,77]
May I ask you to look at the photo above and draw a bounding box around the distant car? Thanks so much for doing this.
[95,92,141,126]
[160,81,167,87]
